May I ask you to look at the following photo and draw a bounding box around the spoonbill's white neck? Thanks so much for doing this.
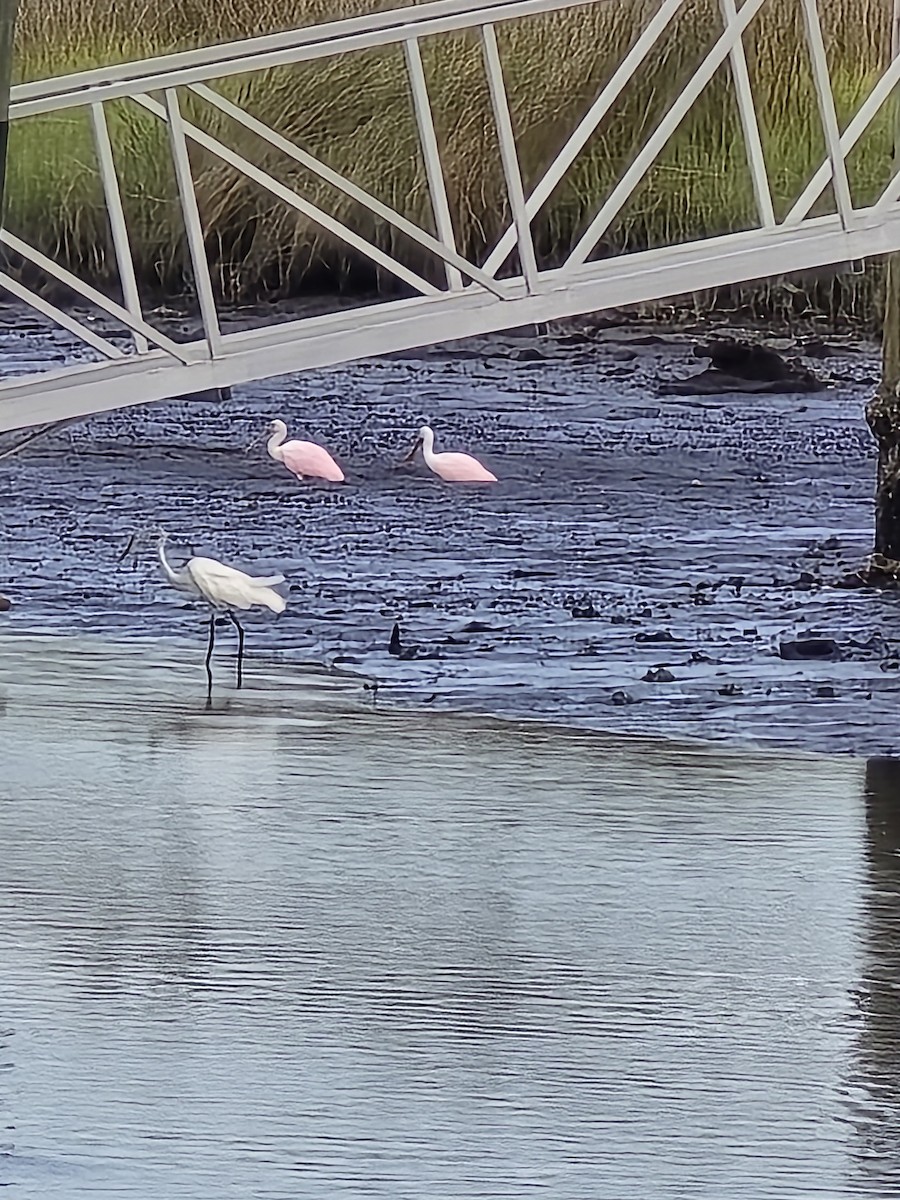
[266,421,288,462]
[420,426,436,465]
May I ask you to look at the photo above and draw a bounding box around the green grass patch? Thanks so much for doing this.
[8,0,893,319]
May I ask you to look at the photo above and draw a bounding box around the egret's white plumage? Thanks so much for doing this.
[157,539,286,614]
[151,531,286,694]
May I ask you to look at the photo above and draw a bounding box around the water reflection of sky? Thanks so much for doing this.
[1,638,890,1198]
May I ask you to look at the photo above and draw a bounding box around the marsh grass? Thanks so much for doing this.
[9,0,893,318]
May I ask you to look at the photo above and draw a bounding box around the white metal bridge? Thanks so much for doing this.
[0,0,898,433]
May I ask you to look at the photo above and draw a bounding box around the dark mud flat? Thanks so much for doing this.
[0,312,894,755]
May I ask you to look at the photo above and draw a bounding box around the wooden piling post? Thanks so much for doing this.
[866,0,900,573]
[0,1,17,223]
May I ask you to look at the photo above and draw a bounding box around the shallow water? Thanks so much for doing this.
[3,640,900,1198]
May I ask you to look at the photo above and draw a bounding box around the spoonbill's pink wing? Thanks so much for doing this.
[281,438,345,482]
[431,452,497,483]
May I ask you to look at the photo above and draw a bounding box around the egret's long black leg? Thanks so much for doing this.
[205,612,216,699]
[228,612,245,689]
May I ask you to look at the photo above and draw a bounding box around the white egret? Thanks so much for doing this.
[121,529,286,696]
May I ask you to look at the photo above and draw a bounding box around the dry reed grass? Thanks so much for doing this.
[8,0,893,317]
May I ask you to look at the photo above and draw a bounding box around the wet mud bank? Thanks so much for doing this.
[0,307,895,756]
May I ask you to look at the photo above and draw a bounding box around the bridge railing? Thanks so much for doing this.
[1,0,899,429]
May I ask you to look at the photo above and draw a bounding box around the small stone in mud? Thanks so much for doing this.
[801,339,835,359]
[635,630,677,643]
[461,620,496,633]
[630,334,668,346]
[0,593,10,611]
[718,683,742,696]
[779,638,841,662]
[815,686,836,698]
[388,623,402,656]
[793,572,818,589]
[833,569,869,589]
[611,690,635,706]
[643,667,675,683]
[571,602,599,619]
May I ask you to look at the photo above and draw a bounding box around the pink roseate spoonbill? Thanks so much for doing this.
[253,418,345,483]
[120,529,286,698]
[403,425,498,483]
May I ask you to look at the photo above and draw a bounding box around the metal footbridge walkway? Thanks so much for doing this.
[1,0,898,432]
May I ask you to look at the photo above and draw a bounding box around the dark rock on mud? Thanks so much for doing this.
[792,571,819,589]
[696,339,817,381]
[643,667,676,683]
[660,338,826,396]
[833,569,870,589]
[779,639,842,662]
[801,339,836,359]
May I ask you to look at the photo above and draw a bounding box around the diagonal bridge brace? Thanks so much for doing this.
[188,82,506,299]
[784,50,900,226]
[0,270,125,360]
[482,0,688,278]
[137,91,438,300]
[0,231,192,363]
[135,90,508,302]
[564,0,770,268]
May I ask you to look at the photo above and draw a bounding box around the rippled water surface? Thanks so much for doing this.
[3,640,900,1198]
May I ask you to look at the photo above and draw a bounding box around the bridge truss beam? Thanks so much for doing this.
[0,0,898,431]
